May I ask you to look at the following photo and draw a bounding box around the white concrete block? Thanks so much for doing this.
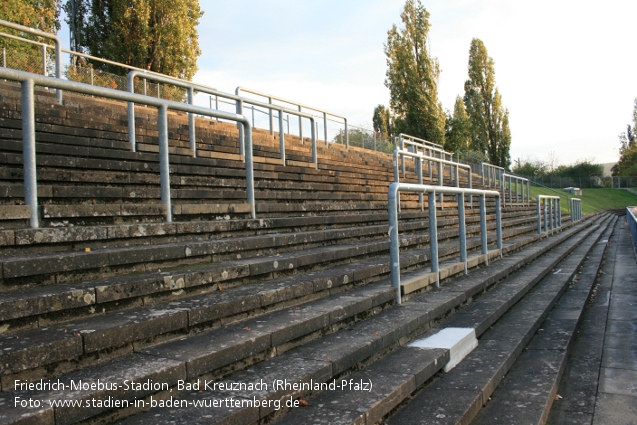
[409,327,478,372]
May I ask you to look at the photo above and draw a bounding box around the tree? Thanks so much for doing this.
[444,96,471,153]
[463,38,511,168]
[613,97,637,176]
[1,0,61,73]
[372,104,393,141]
[66,0,203,80]
[384,0,445,145]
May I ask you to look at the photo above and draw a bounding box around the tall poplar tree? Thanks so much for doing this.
[65,0,203,80]
[463,38,511,168]
[445,96,471,153]
[384,0,445,145]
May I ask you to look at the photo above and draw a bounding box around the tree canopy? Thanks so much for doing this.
[1,0,60,68]
[444,96,471,153]
[463,38,511,168]
[66,0,203,80]
[384,0,445,145]
[613,97,637,176]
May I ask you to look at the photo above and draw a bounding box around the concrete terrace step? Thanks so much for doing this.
[114,214,605,425]
[472,216,617,425]
[0,210,536,295]
[0,211,535,336]
[0,212,550,401]
[380,214,615,425]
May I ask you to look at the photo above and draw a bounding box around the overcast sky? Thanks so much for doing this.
[59,0,637,166]
[192,0,637,166]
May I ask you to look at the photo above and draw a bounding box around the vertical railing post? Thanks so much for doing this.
[22,79,39,228]
[438,160,444,208]
[2,47,6,68]
[298,105,303,142]
[458,193,467,274]
[537,195,542,234]
[496,195,503,256]
[429,192,440,287]
[388,184,401,304]
[187,86,196,157]
[416,156,423,210]
[236,98,245,157]
[243,119,256,219]
[344,119,349,149]
[323,112,328,146]
[41,44,47,76]
[268,97,273,135]
[542,198,547,233]
[158,104,172,222]
[310,118,317,168]
[480,194,488,265]
[279,109,285,165]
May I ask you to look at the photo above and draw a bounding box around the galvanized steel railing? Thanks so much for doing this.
[502,173,530,207]
[236,86,347,150]
[0,19,62,102]
[126,71,319,167]
[0,68,256,227]
[398,133,453,178]
[627,207,637,258]
[393,148,472,210]
[388,182,502,304]
[537,195,561,234]
[482,163,505,188]
[569,198,582,222]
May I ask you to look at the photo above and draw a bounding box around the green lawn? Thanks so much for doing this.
[529,187,637,215]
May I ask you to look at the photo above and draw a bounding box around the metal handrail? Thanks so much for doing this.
[570,198,582,222]
[393,148,472,210]
[502,173,530,207]
[388,182,502,304]
[0,67,256,227]
[481,163,505,188]
[126,71,318,167]
[398,133,452,177]
[0,19,62,102]
[537,195,561,234]
[627,207,637,258]
[236,86,348,149]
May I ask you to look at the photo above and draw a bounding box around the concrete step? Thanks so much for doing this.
[115,215,605,425]
[381,214,615,425]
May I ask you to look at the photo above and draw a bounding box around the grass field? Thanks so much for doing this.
[528,187,637,215]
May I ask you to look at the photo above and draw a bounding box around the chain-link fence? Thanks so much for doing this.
[516,175,637,189]
[1,44,54,75]
[64,59,187,102]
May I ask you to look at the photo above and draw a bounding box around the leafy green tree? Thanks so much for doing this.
[372,104,393,140]
[613,144,637,176]
[384,0,445,145]
[463,38,511,168]
[444,96,471,153]
[65,0,203,80]
[614,97,637,176]
[1,0,60,72]
[512,159,548,178]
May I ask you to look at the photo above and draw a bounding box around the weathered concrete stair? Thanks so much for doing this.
[107,213,607,425]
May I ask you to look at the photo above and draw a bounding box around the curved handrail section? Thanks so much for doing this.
[236,86,347,149]
[536,195,561,234]
[0,67,256,226]
[502,173,530,207]
[393,148,473,210]
[127,71,318,167]
[0,19,62,102]
[388,182,502,304]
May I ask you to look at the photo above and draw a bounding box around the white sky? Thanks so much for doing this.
[62,0,637,166]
